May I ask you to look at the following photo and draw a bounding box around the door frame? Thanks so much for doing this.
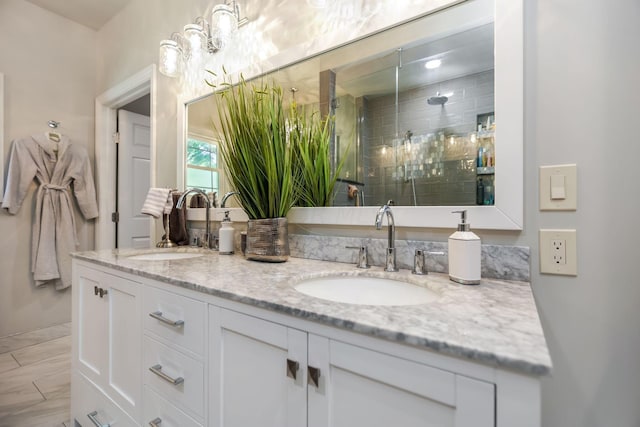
[95,65,156,250]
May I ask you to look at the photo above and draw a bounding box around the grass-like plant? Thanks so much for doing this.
[289,105,344,207]
[210,74,297,220]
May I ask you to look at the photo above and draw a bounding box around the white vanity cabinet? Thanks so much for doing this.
[209,307,494,427]
[72,257,544,427]
[71,262,142,426]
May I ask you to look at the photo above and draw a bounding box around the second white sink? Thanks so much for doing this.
[294,276,439,306]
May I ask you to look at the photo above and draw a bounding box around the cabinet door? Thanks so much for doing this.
[105,273,142,421]
[209,307,307,427]
[308,337,495,427]
[74,265,108,387]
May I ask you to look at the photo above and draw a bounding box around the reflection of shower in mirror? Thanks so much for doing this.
[427,92,449,105]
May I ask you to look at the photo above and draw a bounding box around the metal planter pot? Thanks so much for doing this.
[245,217,289,262]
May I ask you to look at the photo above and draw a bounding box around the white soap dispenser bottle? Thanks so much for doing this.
[219,210,235,254]
[448,210,481,285]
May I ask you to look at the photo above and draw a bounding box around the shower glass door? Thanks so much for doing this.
[332,23,495,207]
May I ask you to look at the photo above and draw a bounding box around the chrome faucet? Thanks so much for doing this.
[375,200,398,272]
[220,191,239,208]
[177,188,213,249]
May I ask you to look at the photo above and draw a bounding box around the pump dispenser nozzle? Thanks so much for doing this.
[452,210,471,232]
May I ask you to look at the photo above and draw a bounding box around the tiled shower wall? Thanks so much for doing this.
[359,70,495,206]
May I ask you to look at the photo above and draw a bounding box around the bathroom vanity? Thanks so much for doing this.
[71,249,550,427]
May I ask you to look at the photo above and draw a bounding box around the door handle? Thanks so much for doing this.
[149,364,184,385]
[149,417,162,427]
[308,366,321,388]
[286,358,299,380]
[87,410,110,427]
[149,311,184,327]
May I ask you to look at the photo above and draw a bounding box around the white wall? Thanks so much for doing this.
[529,1,640,425]
[0,0,97,337]
[96,0,640,425]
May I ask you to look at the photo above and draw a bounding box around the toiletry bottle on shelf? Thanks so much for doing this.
[484,184,494,205]
[476,178,484,205]
[448,210,481,285]
[219,211,235,254]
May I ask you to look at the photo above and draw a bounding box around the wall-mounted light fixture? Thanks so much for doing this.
[158,1,249,79]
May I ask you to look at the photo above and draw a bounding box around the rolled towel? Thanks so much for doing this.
[141,187,173,218]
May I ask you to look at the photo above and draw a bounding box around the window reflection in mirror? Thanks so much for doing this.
[185,135,220,196]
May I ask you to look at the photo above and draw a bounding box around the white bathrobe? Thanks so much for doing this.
[2,134,98,290]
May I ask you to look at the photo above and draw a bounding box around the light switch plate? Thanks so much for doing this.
[539,229,577,276]
[539,164,577,210]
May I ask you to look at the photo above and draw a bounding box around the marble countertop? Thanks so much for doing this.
[72,247,551,376]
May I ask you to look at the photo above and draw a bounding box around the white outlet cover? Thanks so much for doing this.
[539,229,577,276]
[539,164,577,211]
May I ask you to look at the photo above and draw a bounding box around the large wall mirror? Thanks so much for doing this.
[179,0,522,230]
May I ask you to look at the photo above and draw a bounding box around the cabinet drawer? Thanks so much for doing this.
[143,335,205,419]
[144,385,203,427]
[143,285,206,356]
[71,372,137,427]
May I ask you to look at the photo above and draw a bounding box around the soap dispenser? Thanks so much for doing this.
[219,211,235,254]
[448,210,481,285]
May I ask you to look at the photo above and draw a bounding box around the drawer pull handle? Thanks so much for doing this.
[149,311,184,327]
[87,410,110,427]
[149,417,162,427]
[286,358,299,380]
[308,366,321,388]
[149,364,184,385]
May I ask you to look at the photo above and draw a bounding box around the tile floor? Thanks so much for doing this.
[0,323,71,427]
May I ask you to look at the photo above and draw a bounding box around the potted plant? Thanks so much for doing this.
[211,74,297,262]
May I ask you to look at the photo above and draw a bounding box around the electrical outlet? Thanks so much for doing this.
[552,239,566,265]
[540,230,577,275]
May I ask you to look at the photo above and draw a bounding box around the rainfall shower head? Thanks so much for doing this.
[427,92,448,105]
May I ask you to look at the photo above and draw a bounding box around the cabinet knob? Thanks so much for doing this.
[99,288,108,298]
[286,358,299,380]
[308,366,321,388]
[149,417,162,427]
[94,286,99,296]
[87,410,110,427]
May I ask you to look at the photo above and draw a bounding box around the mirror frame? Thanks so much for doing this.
[177,0,523,230]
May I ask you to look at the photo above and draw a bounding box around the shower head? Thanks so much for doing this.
[427,92,448,106]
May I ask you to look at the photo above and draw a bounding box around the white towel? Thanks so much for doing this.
[141,188,173,218]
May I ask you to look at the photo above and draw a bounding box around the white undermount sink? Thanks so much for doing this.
[294,275,439,306]
[127,252,204,261]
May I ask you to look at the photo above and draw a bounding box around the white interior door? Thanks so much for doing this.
[117,110,151,248]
